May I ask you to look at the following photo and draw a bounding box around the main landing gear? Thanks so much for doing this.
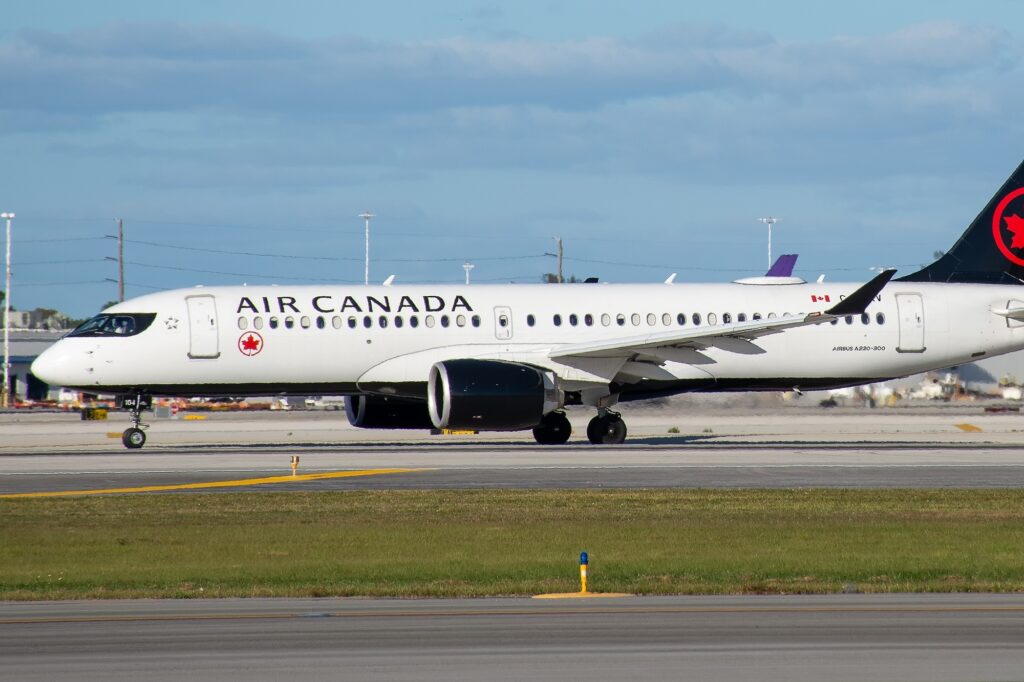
[530,409,629,445]
[532,411,572,445]
[120,393,152,449]
[586,410,627,445]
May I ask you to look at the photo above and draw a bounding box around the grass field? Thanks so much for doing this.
[3,489,1024,599]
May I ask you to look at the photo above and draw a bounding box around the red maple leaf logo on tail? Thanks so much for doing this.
[1006,214,1024,249]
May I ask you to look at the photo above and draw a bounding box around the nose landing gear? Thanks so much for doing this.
[120,393,152,449]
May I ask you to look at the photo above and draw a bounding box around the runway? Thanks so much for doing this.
[3,407,1024,495]
[3,594,1024,681]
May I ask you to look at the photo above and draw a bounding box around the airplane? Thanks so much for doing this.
[30,159,1024,449]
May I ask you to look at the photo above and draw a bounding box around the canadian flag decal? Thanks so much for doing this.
[810,294,831,303]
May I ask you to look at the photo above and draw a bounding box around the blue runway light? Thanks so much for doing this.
[580,551,588,565]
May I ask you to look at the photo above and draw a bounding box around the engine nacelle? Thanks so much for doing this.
[345,395,434,429]
[428,359,563,431]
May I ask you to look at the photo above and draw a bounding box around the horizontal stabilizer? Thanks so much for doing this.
[992,307,1024,321]
[825,269,896,316]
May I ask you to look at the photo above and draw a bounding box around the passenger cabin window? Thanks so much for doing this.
[527,314,536,327]
[472,315,481,327]
[569,314,578,326]
[553,314,562,326]
[876,312,886,325]
[67,313,157,338]
[707,312,718,325]
[677,313,686,326]
[631,313,641,326]
[737,313,747,322]
[692,313,701,326]
[722,313,732,324]
[601,313,611,326]
[253,317,264,330]
[237,317,248,330]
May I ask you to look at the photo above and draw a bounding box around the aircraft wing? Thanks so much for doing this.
[549,269,895,360]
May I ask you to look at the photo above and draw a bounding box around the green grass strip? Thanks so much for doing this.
[3,489,1024,599]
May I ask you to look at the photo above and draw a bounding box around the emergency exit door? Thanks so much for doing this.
[494,306,513,340]
[895,293,925,353]
[186,295,220,358]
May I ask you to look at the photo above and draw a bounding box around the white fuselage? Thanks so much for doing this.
[30,280,1024,401]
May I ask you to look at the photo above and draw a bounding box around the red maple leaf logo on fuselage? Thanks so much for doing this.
[1006,214,1024,250]
[241,335,260,352]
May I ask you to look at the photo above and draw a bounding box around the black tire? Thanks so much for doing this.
[586,414,628,445]
[586,415,608,444]
[603,416,627,445]
[532,411,572,445]
[122,427,146,449]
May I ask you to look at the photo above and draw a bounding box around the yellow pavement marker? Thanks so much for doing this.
[955,423,983,433]
[0,468,427,499]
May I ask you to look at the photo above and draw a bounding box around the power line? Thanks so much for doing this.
[18,280,110,287]
[15,259,107,266]
[123,260,362,283]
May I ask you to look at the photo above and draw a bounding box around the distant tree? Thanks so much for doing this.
[542,273,581,283]
[101,300,119,311]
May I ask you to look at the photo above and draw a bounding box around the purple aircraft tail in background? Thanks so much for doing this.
[765,254,798,277]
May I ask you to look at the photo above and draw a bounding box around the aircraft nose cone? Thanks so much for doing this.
[31,344,68,387]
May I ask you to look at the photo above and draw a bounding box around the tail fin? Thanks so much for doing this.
[765,254,798,277]
[899,159,1024,284]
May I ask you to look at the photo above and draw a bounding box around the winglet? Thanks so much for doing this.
[825,269,897,316]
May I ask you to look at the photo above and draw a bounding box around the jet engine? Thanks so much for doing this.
[428,359,563,430]
[345,395,434,429]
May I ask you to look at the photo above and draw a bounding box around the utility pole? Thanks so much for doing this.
[555,236,564,283]
[758,217,780,269]
[1,212,14,409]
[359,211,375,285]
[117,218,124,302]
[462,261,475,285]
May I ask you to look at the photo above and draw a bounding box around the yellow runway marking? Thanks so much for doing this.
[0,468,427,499]
[533,592,633,599]
[955,423,983,432]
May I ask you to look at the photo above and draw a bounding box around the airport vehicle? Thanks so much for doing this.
[30,160,1024,448]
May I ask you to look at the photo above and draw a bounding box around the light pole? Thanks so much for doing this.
[359,211,375,285]
[758,217,779,269]
[1,212,14,409]
[463,261,475,285]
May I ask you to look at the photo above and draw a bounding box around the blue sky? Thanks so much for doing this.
[2,1,1023,317]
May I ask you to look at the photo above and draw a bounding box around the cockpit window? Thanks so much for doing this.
[67,313,157,338]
